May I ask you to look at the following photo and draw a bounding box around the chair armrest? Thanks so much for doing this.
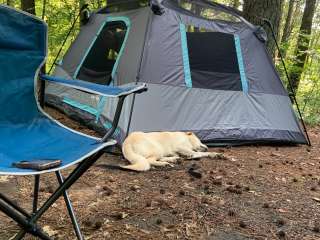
[40,74,147,97]
[40,74,147,143]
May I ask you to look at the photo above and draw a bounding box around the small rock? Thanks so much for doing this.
[201,197,211,204]
[277,230,286,238]
[188,168,202,179]
[130,185,140,191]
[145,200,152,207]
[258,164,263,168]
[112,212,128,220]
[212,178,223,186]
[262,203,270,209]
[84,217,103,229]
[47,185,55,194]
[293,178,298,183]
[313,223,320,233]
[239,221,247,228]
[244,186,250,191]
[160,189,166,194]
[108,177,116,183]
[179,190,186,196]
[226,186,242,194]
[156,219,162,225]
[276,218,286,227]
[311,186,317,192]
[171,210,178,215]
[228,209,236,217]
[100,186,113,196]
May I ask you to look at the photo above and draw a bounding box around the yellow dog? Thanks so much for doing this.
[121,132,224,171]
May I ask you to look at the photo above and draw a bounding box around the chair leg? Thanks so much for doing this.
[33,175,40,213]
[0,197,51,240]
[56,171,84,240]
[14,152,104,238]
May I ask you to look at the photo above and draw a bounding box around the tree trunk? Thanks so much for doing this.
[232,0,241,9]
[79,0,87,26]
[279,0,295,57]
[21,0,35,15]
[243,0,284,58]
[289,0,317,96]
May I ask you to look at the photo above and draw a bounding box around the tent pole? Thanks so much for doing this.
[262,19,311,146]
[48,4,89,74]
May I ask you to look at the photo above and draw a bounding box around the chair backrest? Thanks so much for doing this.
[0,5,47,123]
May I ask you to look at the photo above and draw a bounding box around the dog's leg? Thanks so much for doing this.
[148,157,174,167]
[159,156,180,163]
[178,148,224,160]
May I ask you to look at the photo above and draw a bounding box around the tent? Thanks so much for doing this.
[46,0,308,145]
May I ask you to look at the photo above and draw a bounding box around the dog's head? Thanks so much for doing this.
[185,132,208,152]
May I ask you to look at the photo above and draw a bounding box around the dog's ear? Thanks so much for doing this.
[186,132,193,136]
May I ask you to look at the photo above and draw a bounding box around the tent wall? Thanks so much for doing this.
[129,84,306,144]
[134,5,307,144]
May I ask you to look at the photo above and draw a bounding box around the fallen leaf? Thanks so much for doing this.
[278,209,287,213]
[43,225,58,237]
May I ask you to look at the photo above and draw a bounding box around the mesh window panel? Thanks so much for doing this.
[178,0,242,23]
[77,21,127,85]
[185,27,242,91]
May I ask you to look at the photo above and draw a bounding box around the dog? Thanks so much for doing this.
[121,131,224,171]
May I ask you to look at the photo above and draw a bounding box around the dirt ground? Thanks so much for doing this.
[0,107,320,240]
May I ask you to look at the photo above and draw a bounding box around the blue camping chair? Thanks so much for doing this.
[0,5,146,240]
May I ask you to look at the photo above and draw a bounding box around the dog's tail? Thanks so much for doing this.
[120,144,151,171]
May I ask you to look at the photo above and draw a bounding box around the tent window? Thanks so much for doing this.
[177,0,241,23]
[184,26,243,91]
[76,21,128,85]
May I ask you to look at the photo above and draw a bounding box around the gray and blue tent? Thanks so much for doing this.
[46,0,308,145]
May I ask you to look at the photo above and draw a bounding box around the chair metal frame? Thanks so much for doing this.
[0,91,144,239]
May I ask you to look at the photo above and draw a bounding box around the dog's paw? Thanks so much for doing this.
[164,162,175,167]
[209,153,227,160]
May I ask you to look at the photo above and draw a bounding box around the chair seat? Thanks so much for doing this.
[0,116,116,175]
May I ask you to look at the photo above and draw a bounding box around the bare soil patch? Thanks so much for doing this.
[0,107,319,240]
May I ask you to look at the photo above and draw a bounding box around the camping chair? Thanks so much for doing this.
[0,5,146,240]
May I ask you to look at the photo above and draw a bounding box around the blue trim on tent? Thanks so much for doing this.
[73,16,131,81]
[96,17,131,122]
[179,24,192,88]
[62,98,121,137]
[73,16,131,122]
[73,23,106,78]
[95,97,107,123]
[109,16,131,80]
[63,97,98,116]
[234,35,249,93]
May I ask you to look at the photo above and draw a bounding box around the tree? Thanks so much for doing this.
[21,0,35,15]
[279,0,295,57]
[7,0,14,6]
[243,0,284,58]
[289,0,317,96]
[232,0,241,9]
